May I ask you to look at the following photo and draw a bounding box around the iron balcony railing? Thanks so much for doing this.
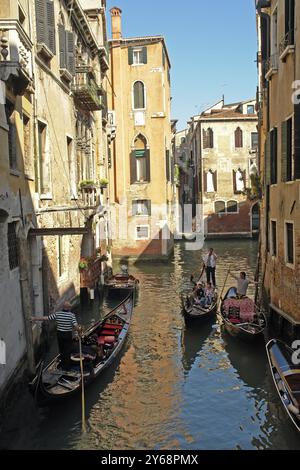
[72,66,103,111]
[279,30,295,56]
[265,53,278,74]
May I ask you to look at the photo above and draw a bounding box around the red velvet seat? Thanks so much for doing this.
[228,318,241,324]
[99,330,118,336]
[103,324,122,330]
[97,336,115,345]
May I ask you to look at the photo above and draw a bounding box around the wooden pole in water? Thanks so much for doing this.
[78,336,87,434]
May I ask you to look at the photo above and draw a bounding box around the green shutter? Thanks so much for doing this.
[35,0,47,44]
[145,149,151,182]
[142,47,147,64]
[58,24,66,68]
[294,104,300,179]
[130,151,137,184]
[46,0,56,54]
[146,200,151,216]
[128,47,134,65]
[265,132,271,185]
[281,120,288,182]
[166,150,170,181]
[66,31,75,75]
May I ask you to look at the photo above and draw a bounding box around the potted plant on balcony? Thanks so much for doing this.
[79,180,96,193]
[99,178,108,189]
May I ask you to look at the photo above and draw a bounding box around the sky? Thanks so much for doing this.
[106,0,258,130]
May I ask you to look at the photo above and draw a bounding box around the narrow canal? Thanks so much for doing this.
[1,239,300,450]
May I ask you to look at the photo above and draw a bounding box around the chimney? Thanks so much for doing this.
[110,7,122,40]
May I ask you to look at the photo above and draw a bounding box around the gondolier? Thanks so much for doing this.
[31,302,82,371]
[203,248,217,287]
[229,271,258,298]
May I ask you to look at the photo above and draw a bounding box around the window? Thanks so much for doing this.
[203,128,214,149]
[270,127,278,184]
[35,0,56,55]
[67,136,77,198]
[130,134,150,183]
[282,118,293,182]
[5,101,17,170]
[235,127,243,148]
[133,81,146,110]
[204,170,217,193]
[7,222,19,270]
[18,5,26,26]
[285,222,294,265]
[233,169,246,193]
[284,0,295,44]
[132,200,151,216]
[58,25,75,76]
[215,201,226,214]
[128,46,147,65]
[271,220,277,257]
[38,121,51,195]
[136,225,150,240]
[251,132,259,151]
[227,200,238,213]
[247,105,255,115]
[23,114,32,176]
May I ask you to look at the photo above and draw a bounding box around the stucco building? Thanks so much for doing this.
[185,99,259,239]
[256,0,300,338]
[108,7,175,261]
[0,0,111,397]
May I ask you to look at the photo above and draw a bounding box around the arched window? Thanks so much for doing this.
[215,201,226,214]
[227,200,238,213]
[235,127,243,148]
[203,128,214,149]
[133,81,146,110]
[233,168,246,193]
[130,134,150,183]
[204,169,217,193]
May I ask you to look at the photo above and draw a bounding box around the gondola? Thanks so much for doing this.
[181,291,218,325]
[30,294,134,401]
[104,266,139,295]
[220,287,266,342]
[266,339,300,432]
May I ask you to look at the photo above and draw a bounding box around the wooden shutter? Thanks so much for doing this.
[203,129,208,149]
[265,132,271,185]
[132,201,137,216]
[128,47,134,65]
[142,47,147,64]
[281,120,288,182]
[294,104,300,179]
[146,200,151,216]
[130,151,137,184]
[162,49,165,67]
[46,0,56,54]
[271,128,278,184]
[166,150,170,181]
[233,170,237,193]
[58,24,66,68]
[213,170,218,192]
[203,172,207,192]
[35,0,47,44]
[145,149,151,182]
[209,128,214,148]
[66,31,75,76]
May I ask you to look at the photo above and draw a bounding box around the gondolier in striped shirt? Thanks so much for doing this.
[31,302,82,371]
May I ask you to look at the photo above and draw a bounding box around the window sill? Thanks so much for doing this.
[59,68,73,83]
[131,181,150,185]
[285,262,295,270]
[280,45,295,62]
[37,43,54,62]
[40,193,53,200]
[265,67,278,81]
[9,169,21,177]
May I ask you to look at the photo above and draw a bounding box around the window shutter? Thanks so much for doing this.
[203,129,208,149]
[209,129,214,148]
[145,149,151,182]
[58,24,66,68]
[281,120,288,182]
[35,0,47,44]
[146,200,151,216]
[46,0,56,54]
[128,47,134,65]
[265,132,271,185]
[294,104,300,179]
[213,170,218,192]
[203,172,207,192]
[132,201,137,216]
[142,47,147,64]
[66,31,75,76]
[130,151,137,184]
[166,150,170,181]
[271,128,278,184]
[233,170,237,193]
[162,49,165,67]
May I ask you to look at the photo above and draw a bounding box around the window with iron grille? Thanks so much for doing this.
[7,222,19,270]
[285,222,294,265]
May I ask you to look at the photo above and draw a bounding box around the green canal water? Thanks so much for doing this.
[1,239,300,450]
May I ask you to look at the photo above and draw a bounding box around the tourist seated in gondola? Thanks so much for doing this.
[195,282,214,308]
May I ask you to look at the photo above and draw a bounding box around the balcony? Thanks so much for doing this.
[79,256,102,289]
[265,53,278,80]
[79,180,100,208]
[72,66,103,111]
[279,30,295,62]
[0,22,33,95]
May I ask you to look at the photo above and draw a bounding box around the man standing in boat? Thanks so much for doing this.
[203,248,217,288]
[31,302,82,371]
[229,271,258,298]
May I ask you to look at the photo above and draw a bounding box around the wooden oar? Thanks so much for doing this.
[220,267,231,301]
[198,263,206,283]
[78,335,87,434]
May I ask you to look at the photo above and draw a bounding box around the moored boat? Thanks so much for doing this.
[266,339,300,432]
[220,287,266,342]
[30,294,134,401]
[104,266,139,295]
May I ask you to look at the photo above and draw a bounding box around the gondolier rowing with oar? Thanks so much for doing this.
[31,302,82,371]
